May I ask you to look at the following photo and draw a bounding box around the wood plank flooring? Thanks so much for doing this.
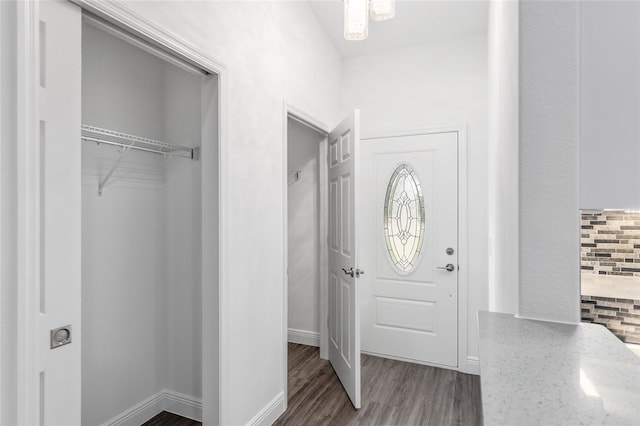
[141,411,201,426]
[274,343,482,426]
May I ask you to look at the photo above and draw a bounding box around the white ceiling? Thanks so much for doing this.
[307,0,488,58]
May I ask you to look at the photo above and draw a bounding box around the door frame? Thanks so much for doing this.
[15,3,40,422]
[281,103,330,407]
[358,125,472,374]
[15,1,230,423]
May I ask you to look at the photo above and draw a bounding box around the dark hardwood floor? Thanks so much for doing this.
[142,411,201,426]
[274,343,482,426]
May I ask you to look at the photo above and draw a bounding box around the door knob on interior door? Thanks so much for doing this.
[437,264,455,272]
[342,267,365,278]
[342,267,355,277]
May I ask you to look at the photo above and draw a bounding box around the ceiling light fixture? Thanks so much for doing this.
[369,0,395,21]
[344,0,395,41]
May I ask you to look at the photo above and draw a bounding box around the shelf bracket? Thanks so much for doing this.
[98,145,131,196]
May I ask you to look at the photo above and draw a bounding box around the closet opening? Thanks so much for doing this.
[80,13,217,424]
[284,111,329,407]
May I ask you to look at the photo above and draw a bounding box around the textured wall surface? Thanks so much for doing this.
[488,0,519,314]
[519,1,580,323]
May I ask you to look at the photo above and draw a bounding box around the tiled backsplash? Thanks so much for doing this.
[581,210,640,277]
[581,295,640,344]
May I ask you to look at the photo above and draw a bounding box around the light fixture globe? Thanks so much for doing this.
[369,0,395,21]
[344,0,369,40]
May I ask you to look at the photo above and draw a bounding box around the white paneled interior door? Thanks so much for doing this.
[360,132,458,367]
[327,111,361,409]
[38,0,82,423]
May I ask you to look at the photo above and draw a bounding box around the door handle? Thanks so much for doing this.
[437,264,455,272]
[342,267,365,278]
[342,267,354,277]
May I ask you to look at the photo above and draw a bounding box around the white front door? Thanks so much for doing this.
[327,111,361,409]
[360,132,458,367]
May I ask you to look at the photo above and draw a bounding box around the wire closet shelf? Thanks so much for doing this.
[81,124,200,160]
[81,124,200,196]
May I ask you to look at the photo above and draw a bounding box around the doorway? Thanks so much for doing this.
[81,15,206,425]
[284,108,330,409]
[286,117,326,349]
[284,109,365,410]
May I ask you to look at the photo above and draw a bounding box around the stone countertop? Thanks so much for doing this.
[477,311,640,425]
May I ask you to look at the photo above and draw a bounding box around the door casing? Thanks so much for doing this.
[15,1,229,423]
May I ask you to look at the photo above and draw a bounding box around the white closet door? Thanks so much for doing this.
[39,1,82,423]
[327,111,361,409]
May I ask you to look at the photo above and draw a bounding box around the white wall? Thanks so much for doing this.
[518,1,580,323]
[580,1,640,210]
[0,1,18,424]
[81,179,167,425]
[117,2,342,423]
[287,119,323,343]
[488,0,519,314]
[81,22,203,424]
[163,65,203,398]
[340,35,488,364]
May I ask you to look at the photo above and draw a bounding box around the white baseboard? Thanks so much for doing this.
[163,389,203,422]
[361,350,458,371]
[100,390,165,426]
[465,356,480,375]
[288,328,320,347]
[246,391,286,426]
[100,389,202,426]
[360,350,481,376]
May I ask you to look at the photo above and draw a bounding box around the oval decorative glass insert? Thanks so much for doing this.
[383,163,425,273]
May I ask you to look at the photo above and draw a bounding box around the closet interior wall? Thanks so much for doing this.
[81,21,202,425]
[287,119,324,345]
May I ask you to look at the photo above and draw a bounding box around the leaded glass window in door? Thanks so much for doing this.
[383,163,425,273]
